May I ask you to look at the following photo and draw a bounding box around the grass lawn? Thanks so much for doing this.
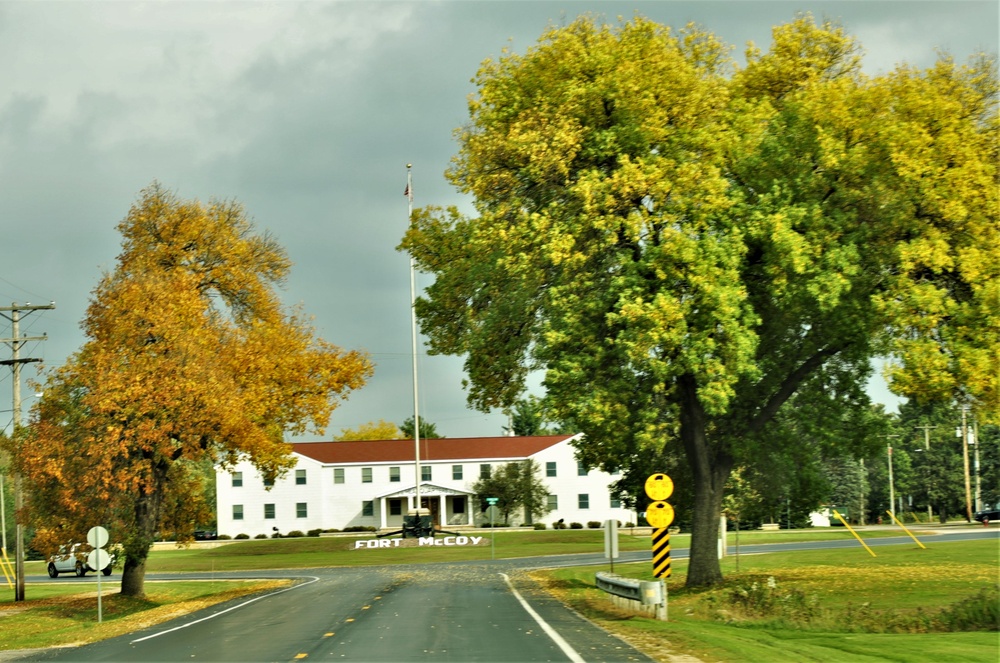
[0,580,290,652]
[537,539,999,662]
[20,525,917,574]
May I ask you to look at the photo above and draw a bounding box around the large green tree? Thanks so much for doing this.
[401,15,998,586]
[6,185,372,598]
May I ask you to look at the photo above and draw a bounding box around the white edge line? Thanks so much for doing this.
[130,576,321,644]
[500,572,586,663]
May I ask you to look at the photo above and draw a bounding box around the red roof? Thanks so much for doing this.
[291,434,574,465]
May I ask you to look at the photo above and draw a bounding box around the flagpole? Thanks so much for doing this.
[406,164,422,513]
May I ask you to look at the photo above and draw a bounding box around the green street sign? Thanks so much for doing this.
[486,497,498,504]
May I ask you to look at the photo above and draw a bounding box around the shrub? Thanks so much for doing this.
[553,521,567,529]
[323,528,341,533]
[307,529,322,537]
[936,586,1000,631]
[533,523,547,530]
[217,534,232,540]
[587,521,602,529]
[254,534,268,539]
[235,533,250,540]
[285,530,304,538]
[570,522,583,529]
[270,532,282,539]
[342,525,377,533]
[624,522,635,528]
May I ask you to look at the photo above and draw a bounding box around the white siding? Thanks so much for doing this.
[215,436,635,536]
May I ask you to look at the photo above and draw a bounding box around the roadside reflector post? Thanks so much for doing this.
[832,509,876,557]
[886,510,927,549]
[645,474,675,621]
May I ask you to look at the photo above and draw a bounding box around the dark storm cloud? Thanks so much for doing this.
[1,1,996,438]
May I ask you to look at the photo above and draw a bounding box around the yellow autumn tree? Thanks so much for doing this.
[337,419,403,440]
[8,184,372,597]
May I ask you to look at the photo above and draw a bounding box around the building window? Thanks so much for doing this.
[480,464,491,479]
[233,504,244,520]
[547,494,558,511]
[389,500,402,516]
[362,467,372,483]
[610,496,621,509]
[334,468,345,484]
[362,501,374,517]
[546,462,557,477]
[578,494,589,509]
[264,503,275,519]
[295,469,307,485]
[296,503,308,518]
[453,496,466,514]
[577,460,588,476]
[232,472,243,487]
[422,465,432,482]
[452,465,463,480]
[263,476,274,488]
[390,466,401,482]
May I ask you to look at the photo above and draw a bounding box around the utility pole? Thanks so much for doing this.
[0,302,54,602]
[915,424,935,521]
[973,419,981,513]
[960,404,973,522]
[886,435,900,519]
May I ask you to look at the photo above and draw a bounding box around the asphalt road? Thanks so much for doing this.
[19,562,653,663]
[14,528,998,662]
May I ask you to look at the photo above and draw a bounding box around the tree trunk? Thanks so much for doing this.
[120,556,148,598]
[679,374,734,588]
[120,465,166,598]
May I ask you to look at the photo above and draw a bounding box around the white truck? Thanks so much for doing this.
[47,543,113,577]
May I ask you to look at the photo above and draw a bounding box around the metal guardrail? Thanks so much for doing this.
[595,572,662,605]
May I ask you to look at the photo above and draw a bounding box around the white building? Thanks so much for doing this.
[215,434,634,536]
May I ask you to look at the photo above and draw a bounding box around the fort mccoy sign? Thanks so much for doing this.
[351,535,487,550]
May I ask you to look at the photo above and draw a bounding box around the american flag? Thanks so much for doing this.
[404,183,412,201]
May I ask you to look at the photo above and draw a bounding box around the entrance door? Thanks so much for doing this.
[420,497,440,526]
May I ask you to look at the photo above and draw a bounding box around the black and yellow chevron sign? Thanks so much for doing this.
[652,527,672,578]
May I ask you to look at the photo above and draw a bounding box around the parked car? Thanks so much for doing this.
[974,509,1000,525]
[47,543,113,578]
[193,530,217,541]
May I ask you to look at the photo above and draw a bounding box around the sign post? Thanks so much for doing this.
[87,526,109,623]
[604,519,619,572]
[644,474,675,621]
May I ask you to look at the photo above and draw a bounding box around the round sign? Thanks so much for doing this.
[644,474,674,501]
[645,501,675,528]
[87,548,110,572]
[87,526,109,549]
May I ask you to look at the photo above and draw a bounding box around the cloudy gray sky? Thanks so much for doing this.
[1,1,996,440]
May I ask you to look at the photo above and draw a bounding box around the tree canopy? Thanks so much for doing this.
[400,416,443,440]
[401,14,998,586]
[471,459,550,525]
[7,184,372,597]
[337,419,403,441]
